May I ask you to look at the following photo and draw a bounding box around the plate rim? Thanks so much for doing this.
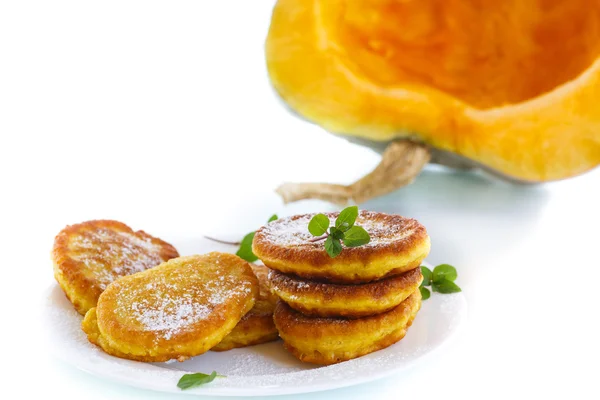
[44,267,467,397]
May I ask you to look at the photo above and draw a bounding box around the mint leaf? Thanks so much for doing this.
[236,232,258,262]
[335,206,358,231]
[324,236,343,258]
[307,207,370,258]
[235,214,279,262]
[432,279,462,294]
[433,264,457,283]
[308,213,330,236]
[419,286,431,300]
[421,266,432,286]
[177,371,219,390]
[337,221,351,232]
[329,226,345,240]
[342,225,370,247]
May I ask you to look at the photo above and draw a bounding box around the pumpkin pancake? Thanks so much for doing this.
[52,220,179,315]
[253,211,430,283]
[274,290,421,365]
[81,253,258,362]
[268,267,422,318]
[212,264,279,351]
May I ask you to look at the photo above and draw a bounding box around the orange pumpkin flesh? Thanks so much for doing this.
[266,0,600,182]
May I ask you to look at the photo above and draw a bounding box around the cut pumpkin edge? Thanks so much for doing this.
[266,0,600,182]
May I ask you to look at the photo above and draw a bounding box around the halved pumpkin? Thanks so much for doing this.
[266,0,600,193]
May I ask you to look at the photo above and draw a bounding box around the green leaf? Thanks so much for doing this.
[335,206,358,231]
[337,221,351,232]
[324,236,343,258]
[308,213,330,236]
[177,371,219,390]
[419,286,431,300]
[234,214,277,262]
[432,279,462,294]
[342,225,370,247]
[421,266,432,286]
[433,264,458,283]
[329,226,345,240]
[236,232,258,262]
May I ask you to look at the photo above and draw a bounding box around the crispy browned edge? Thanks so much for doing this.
[283,310,418,365]
[274,291,420,335]
[252,211,429,275]
[52,219,179,314]
[92,253,258,362]
[274,291,421,365]
[269,267,422,301]
[268,267,422,317]
[212,264,279,351]
[250,264,279,307]
[211,311,279,351]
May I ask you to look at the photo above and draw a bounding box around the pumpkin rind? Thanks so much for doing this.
[266,0,600,182]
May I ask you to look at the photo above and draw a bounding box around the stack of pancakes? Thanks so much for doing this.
[253,210,430,365]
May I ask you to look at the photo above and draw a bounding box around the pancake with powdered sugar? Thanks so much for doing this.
[82,253,258,362]
[253,210,430,283]
[52,220,179,315]
[274,289,422,365]
[268,267,422,318]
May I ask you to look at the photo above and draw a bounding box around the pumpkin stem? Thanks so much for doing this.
[276,140,431,205]
[276,182,353,205]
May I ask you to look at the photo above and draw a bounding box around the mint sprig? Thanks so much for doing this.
[235,214,278,262]
[235,232,258,262]
[308,206,370,258]
[177,371,224,390]
[419,264,461,300]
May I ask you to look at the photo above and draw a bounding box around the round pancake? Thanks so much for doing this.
[52,220,179,315]
[253,210,430,283]
[274,290,421,365]
[268,267,422,318]
[212,264,279,351]
[81,253,258,362]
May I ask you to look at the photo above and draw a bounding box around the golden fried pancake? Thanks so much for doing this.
[52,220,179,315]
[82,253,258,362]
[212,264,279,351]
[274,290,421,365]
[268,267,422,318]
[253,211,430,283]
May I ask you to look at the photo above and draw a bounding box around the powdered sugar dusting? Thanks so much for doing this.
[44,255,467,396]
[131,298,210,340]
[268,269,310,295]
[260,214,315,246]
[258,211,418,249]
[295,281,309,289]
[44,282,466,394]
[69,227,170,289]
[111,256,254,341]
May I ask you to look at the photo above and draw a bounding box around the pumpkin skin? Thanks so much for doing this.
[266,0,600,182]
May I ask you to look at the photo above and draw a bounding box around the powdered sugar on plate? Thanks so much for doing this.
[45,256,466,396]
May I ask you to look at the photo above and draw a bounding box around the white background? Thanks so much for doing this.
[1,1,599,399]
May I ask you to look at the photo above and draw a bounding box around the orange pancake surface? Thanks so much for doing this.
[253,210,430,283]
[52,220,178,314]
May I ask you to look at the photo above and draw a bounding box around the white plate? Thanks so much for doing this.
[44,237,467,397]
